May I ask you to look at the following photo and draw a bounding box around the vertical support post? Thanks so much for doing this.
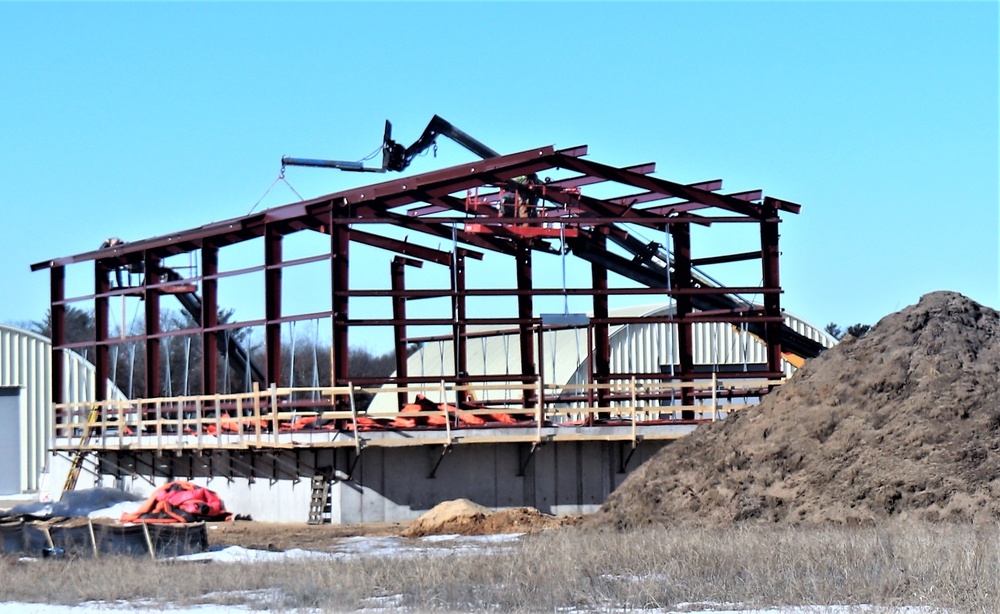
[265,225,283,387]
[452,253,468,399]
[201,243,219,396]
[670,222,695,413]
[515,243,536,407]
[330,221,351,387]
[590,232,611,416]
[50,266,66,407]
[95,261,111,402]
[711,371,718,421]
[760,203,783,377]
[391,257,412,410]
[143,252,160,399]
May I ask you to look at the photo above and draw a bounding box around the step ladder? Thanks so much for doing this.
[307,475,331,525]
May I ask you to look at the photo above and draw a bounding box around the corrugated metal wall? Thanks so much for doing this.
[606,314,823,379]
[370,305,838,413]
[0,324,121,492]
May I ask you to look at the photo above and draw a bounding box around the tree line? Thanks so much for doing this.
[824,322,871,340]
[32,307,400,409]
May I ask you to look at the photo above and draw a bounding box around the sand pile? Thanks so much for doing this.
[402,499,577,537]
[590,291,1000,528]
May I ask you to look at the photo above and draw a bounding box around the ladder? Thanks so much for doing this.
[62,405,101,494]
[307,475,331,525]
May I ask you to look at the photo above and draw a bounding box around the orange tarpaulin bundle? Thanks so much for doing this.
[204,417,262,436]
[389,394,489,428]
[121,481,233,524]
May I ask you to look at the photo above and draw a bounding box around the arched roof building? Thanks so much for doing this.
[0,324,124,493]
[371,304,837,413]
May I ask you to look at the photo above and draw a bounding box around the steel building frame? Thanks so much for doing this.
[33,144,811,419]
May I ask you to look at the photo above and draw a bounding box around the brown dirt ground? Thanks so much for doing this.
[589,291,1000,529]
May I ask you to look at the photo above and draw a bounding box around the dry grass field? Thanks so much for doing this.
[1,520,996,612]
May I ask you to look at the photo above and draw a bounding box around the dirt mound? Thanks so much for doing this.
[402,499,577,537]
[590,291,1000,528]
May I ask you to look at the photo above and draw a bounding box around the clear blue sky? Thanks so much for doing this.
[2,2,997,351]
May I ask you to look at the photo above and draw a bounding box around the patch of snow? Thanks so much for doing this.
[87,500,141,520]
[418,533,463,542]
[419,532,523,544]
[177,546,341,563]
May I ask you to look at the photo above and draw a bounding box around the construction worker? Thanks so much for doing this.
[100,237,125,287]
[502,175,539,221]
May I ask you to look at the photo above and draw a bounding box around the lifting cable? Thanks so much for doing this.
[312,320,320,402]
[248,166,305,216]
[481,336,488,378]
[503,334,511,400]
[183,337,191,396]
[664,226,676,408]
[164,337,173,397]
[243,328,253,393]
[127,343,136,399]
[289,321,297,389]
[223,339,230,394]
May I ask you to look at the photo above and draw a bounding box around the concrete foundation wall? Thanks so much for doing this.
[50,439,670,523]
[332,439,667,524]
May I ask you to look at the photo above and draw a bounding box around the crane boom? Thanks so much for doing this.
[281,115,498,174]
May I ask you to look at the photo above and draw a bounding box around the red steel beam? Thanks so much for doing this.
[391,256,422,409]
[31,145,580,272]
[50,266,66,406]
[671,222,695,408]
[760,201,783,375]
[516,243,536,408]
[330,221,350,387]
[144,251,161,398]
[405,162,660,217]
[264,226,283,386]
[94,262,110,401]
[591,231,611,412]
[642,190,764,216]
[201,243,219,396]
[552,153,768,219]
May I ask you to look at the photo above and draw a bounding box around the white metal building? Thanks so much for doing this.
[0,323,124,494]
[370,303,837,413]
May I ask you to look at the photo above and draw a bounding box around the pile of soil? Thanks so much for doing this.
[590,291,1000,528]
[402,499,578,537]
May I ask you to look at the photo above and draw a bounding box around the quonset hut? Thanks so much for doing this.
[0,324,125,495]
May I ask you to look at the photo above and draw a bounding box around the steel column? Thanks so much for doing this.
[760,203,783,375]
[265,226,283,386]
[201,244,219,395]
[330,221,350,386]
[50,266,66,406]
[590,232,611,413]
[452,252,469,399]
[670,222,695,409]
[391,256,422,409]
[143,252,160,398]
[94,262,111,401]
[515,243,536,407]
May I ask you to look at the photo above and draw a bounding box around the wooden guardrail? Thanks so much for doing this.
[51,375,783,453]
